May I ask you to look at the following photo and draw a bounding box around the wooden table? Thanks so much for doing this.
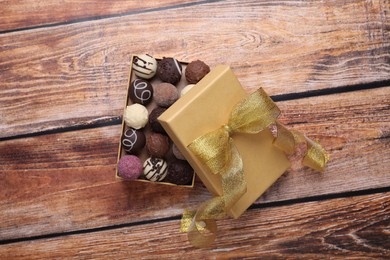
[1,1,389,258]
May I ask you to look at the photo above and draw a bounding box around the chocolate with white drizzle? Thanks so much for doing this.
[121,128,146,155]
[143,157,168,182]
[129,79,153,105]
[132,54,157,79]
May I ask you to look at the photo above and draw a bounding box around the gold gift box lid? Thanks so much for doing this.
[159,65,291,218]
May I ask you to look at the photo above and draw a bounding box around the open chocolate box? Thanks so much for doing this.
[116,55,195,187]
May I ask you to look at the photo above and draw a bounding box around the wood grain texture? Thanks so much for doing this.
[0,0,204,32]
[1,87,388,240]
[0,0,389,138]
[0,192,388,259]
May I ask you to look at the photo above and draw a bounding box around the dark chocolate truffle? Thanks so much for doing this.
[157,57,182,84]
[143,157,168,182]
[122,128,146,154]
[149,107,167,134]
[129,79,153,105]
[146,133,170,158]
[165,160,193,185]
[153,83,179,107]
[185,60,210,84]
[117,155,143,181]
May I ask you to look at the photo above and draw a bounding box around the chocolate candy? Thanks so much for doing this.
[180,84,195,97]
[117,155,143,181]
[149,107,167,134]
[172,144,186,160]
[132,54,157,79]
[185,60,210,84]
[143,157,168,182]
[153,83,179,108]
[129,79,153,105]
[165,160,193,185]
[124,104,148,129]
[157,57,182,84]
[146,133,170,158]
[122,128,146,154]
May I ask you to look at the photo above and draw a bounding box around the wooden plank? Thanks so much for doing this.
[0,87,388,240]
[0,0,204,32]
[0,192,388,258]
[0,0,389,138]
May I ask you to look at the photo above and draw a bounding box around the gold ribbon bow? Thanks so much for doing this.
[181,88,329,248]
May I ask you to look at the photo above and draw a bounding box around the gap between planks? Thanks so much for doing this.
[1,82,389,142]
[0,0,224,35]
[0,186,389,246]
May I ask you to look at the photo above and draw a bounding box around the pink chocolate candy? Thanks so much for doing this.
[117,155,143,181]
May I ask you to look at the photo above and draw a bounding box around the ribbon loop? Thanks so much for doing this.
[188,128,231,175]
[229,88,281,133]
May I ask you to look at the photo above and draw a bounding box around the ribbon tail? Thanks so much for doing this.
[274,122,329,172]
[180,204,218,248]
[180,141,246,248]
[302,137,329,172]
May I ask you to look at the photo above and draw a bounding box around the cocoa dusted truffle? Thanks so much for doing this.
[146,133,170,158]
[122,128,146,155]
[143,157,168,182]
[149,107,167,134]
[129,79,153,105]
[165,160,193,185]
[185,60,210,84]
[157,57,182,84]
[117,155,143,181]
[153,83,179,108]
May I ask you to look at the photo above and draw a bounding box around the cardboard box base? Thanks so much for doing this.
[116,56,195,188]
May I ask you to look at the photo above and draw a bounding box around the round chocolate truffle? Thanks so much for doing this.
[149,107,167,134]
[122,128,146,154]
[165,160,193,185]
[172,144,186,160]
[185,60,210,84]
[129,79,153,105]
[180,84,195,97]
[143,157,168,182]
[146,133,170,158]
[117,155,143,181]
[132,54,157,79]
[157,57,182,84]
[124,104,148,129]
[153,83,179,107]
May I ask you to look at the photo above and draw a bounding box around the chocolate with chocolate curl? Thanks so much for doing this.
[157,57,182,84]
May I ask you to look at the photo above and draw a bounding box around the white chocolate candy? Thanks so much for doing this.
[132,54,157,79]
[143,157,168,182]
[124,104,148,129]
[180,84,195,97]
[172,144,186,160]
